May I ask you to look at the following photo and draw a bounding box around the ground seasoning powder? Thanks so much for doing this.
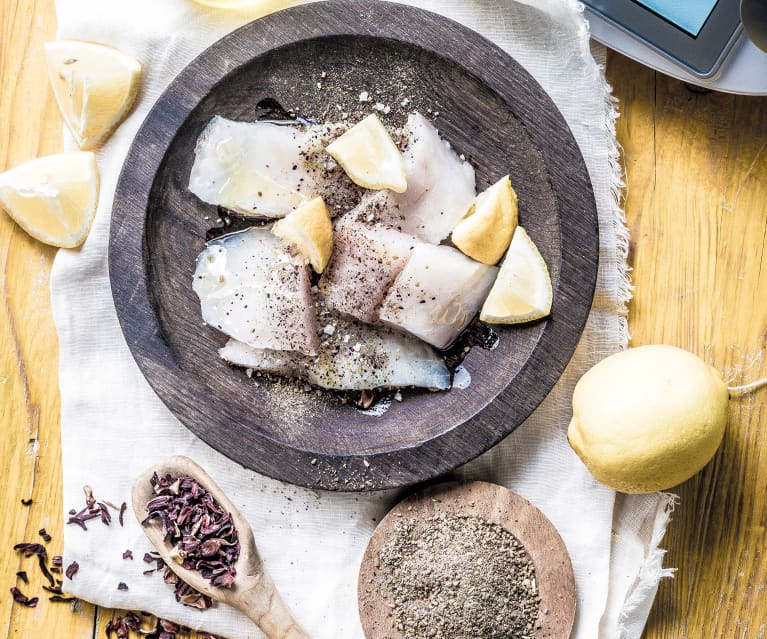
[379,514,541,639]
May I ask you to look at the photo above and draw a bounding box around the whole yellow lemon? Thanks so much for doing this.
[567,345,729,493]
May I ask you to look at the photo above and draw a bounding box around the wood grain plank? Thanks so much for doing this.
[608,50,767,639]
[2,3,767,638]
[0,0,100,637]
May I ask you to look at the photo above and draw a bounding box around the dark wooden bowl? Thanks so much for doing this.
[109,0,599,491]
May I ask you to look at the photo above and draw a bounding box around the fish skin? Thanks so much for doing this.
[219,312,450,391]
[193,227,319,356]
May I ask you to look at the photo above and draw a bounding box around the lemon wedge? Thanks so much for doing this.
[480,226,552,324]
[45,40,141,150]
[325,114,407,193]
[272,197,333,273]
[190,0,303,11]
[452,175,518,265]
[0,152,99,248]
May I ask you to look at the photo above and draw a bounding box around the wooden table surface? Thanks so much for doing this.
[1,1,766,637]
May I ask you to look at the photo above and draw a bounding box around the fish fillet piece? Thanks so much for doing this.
[189,116,361,218]
[386,113,476,243]
[193,227,319,355]
[319,199,420,323]
[379,243,498,349]
[219,315,450,391]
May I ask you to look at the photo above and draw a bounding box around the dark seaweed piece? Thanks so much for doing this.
[117,582,128,591]
[13,542,55,587]
[49,595,76,603]
[123,549,133,560]
[141,473,240,595]
[67,485,118,531]
[98,502,112,525]
[65,560,79,580]
[10,586,38,607]
[105,611,142,639]
[43,584,62,595]
[38,528,52,542]
[119,502,127,527]
[51,555,63,566]
[20,498,33,506]
[104,611,218,639]
[16,570,28,584]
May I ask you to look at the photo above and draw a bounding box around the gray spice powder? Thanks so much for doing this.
[379,514,541,639]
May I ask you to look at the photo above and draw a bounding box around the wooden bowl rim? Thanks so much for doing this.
[108,0,599,491]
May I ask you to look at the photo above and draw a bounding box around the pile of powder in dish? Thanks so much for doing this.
[379,513,541,639]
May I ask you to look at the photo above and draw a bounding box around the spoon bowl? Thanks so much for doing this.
[132,455,310,639]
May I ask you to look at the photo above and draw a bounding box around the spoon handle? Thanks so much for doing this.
[238,573,311,639]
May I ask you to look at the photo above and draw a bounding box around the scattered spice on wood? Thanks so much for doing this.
[65,561,79,580]
[117,582,129,591]
[21,498,33,506]
[49,594,77,603]
[10,586,39,608]
[16,570,28,584]
[14,542,56,588]
[123,549,134,560]
[38,528,52,542]
[142,473,240,590]
[379,514,542,639]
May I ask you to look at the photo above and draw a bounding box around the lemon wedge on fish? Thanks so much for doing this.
[480,226,552,324]
[45,40,141,150]
[452,174,518,265]
[0,152,99,248]
[326,114,407,193]
[272,197,333,273]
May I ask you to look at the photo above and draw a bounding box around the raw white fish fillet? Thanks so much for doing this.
[388,113,476,243]
[193,227,319,355]
[319,196,420,323]
[189,116,359,218]
[379,243,498,349]
[219,315,450,391]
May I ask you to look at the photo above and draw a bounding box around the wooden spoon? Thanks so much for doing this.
[358,481,576,639]
[132,455,310,639]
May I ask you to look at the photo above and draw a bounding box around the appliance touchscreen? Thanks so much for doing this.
[634,0,720,36]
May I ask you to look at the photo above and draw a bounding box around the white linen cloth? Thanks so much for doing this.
[51,1,675,637]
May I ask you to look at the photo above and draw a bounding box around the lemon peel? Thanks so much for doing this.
[568,345,729,494]
[452,175,518,265]
[479,226,552,324]
[326,114,406,193]
[45,40,141,150]
[272,197,333,273]
[0,152,99,249]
